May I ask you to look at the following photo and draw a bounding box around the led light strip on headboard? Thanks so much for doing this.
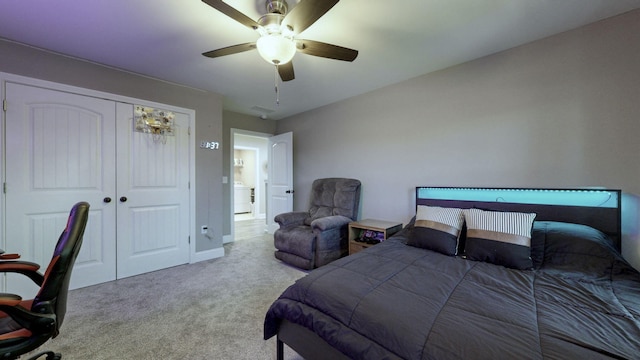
[417,187,619,208]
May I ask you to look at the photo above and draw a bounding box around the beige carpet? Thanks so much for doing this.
[28,221,307,359]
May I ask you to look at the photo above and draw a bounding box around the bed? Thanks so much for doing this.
[264,187,640,359]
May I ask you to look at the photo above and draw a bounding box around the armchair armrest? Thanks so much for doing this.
[310,215,352,231]
[274,212,309,228]
[0,261,44,287]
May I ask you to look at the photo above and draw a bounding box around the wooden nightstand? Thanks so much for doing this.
[348,219,403,255]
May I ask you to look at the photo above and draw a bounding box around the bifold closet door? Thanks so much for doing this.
[4,82,117,296]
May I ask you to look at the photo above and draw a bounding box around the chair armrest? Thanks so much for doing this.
[0,261,44,287]
[310,215,352,231]
[0,293,23,306]
[274,212,308,228]
[0,302,56,333]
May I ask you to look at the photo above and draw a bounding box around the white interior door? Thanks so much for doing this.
[115,103,190,278]
[267,132,293,233]
[4,82,117,296]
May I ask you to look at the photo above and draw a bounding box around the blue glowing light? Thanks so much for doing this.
[417,187,618,208]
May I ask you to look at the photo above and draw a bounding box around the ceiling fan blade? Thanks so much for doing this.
[282,0,340,34]
[201,0,261,30]
[202,43,256,58]
[296,39,358,62]
[278,62,295,82]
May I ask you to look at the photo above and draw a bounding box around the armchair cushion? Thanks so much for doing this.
[304,178,361,225]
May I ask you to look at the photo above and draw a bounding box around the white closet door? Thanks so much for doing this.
[4,82,117,295]
[114,103,190,278]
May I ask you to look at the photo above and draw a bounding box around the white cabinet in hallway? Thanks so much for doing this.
[234,185,252,214]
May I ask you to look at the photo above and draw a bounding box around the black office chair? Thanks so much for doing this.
[0,202,90,360]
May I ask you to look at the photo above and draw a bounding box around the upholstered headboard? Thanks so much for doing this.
[415,187,622,250]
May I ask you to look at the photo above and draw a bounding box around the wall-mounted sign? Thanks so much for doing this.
[200,141,220,150]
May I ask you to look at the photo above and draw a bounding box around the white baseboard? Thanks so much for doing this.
[191,246,224,263]
[223,234,233,244]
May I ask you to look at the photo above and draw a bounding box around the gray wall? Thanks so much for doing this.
[275,10,640,268]
[0,39,224,253]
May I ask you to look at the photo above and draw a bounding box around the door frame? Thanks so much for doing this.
[0,72,198,274]
[233,146,261,215]
[228,128,272,243]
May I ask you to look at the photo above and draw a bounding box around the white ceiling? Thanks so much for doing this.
[1,0,639,119]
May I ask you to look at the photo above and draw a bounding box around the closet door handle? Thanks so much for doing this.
[120,196,128,203]
[103,197,112,203]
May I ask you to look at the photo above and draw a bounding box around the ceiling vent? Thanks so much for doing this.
[251,105,275,114]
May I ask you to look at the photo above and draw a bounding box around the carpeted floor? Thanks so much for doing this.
[28,219,307,359]
[234,217,268,241]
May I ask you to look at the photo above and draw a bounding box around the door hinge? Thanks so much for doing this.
[188,235,191,244]
[3,183,6,194]
[188,126,191,136]
[188,181,190,190]
[3,99,6,112]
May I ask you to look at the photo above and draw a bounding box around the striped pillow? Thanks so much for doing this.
[462,208,536,269]
[408,206,465,255]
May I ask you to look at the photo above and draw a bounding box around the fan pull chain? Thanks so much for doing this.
[274,64,280,106]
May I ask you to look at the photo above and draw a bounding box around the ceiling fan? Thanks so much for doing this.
[201,0,358,82]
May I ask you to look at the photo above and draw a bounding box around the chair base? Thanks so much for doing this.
[26,351,61,360]
[274,250,313,270]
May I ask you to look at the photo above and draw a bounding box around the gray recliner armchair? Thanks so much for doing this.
[273,178,361,270]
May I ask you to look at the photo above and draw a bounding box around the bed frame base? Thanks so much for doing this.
[277,319,350,360]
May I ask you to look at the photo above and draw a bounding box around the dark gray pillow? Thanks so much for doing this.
[463,208,536,270]
[534,221,618,271]
[407,206,464,256]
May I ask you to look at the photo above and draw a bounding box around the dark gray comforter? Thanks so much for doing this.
[264,221,640,359]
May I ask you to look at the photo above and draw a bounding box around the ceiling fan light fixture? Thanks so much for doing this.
[256,34,296,65]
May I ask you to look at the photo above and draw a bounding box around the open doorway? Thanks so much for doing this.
[231,130,270,242]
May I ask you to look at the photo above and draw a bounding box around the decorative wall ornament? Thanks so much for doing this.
[134,105,175,144]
